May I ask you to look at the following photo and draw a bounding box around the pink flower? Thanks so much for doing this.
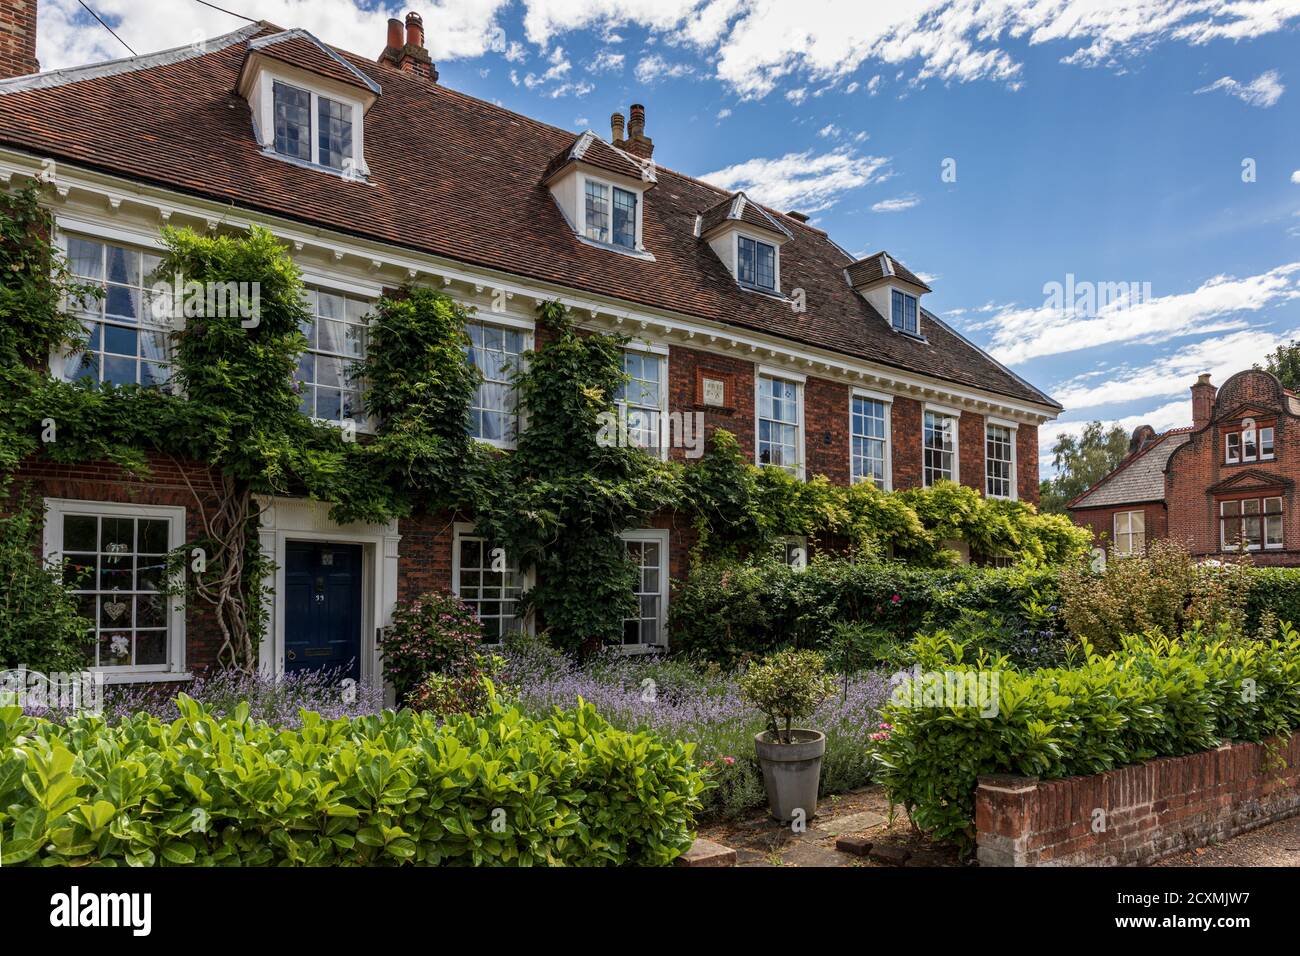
[722,756,735,766]
[890,594,901,603]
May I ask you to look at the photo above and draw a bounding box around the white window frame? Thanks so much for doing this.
[1113,510,1146,555]
[619,528,670,653]
[451,523,533,644]
[850,388,892,490]
[296,283,376,434]
[735,231,781,294]
[465,317,533,450]
[922,404,961,487]
[1219,497,1283,551]
[755,367,805,478]
[252,66,370,179]
[42,498,188,683]
[616,341,670,461]
[985,417,1018,500]
[576,171,645,252]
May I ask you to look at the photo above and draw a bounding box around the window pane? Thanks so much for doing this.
[454,536,523,641]
[317,96,353,171]
[758,376,800,474]
[296,287,371,425]
[273,81,312,161]
[923,411,956,485]
[466,322,525,443]
[738,237,756,286]
[851,396,888,488]
[584,180,610,243]
[612,187,637,248]
[985,424,1013,498]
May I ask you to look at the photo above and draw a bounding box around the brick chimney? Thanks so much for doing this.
[621,103,653,159]
[1191,373,1217,429]
[610,111,625,145]
[0,0,40,79]
[379,11,437,81]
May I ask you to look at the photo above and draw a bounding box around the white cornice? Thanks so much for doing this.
[0,151,1059,425]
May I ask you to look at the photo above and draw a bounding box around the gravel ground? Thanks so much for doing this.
[1155,815,1300,867]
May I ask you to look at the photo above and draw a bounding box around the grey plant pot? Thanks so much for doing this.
[754,729,826,823]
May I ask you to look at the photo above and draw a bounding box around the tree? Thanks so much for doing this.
[1261,341,1300,391]
[1038,421,1130,513]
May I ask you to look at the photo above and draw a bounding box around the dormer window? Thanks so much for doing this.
[237,30,379,180]
[698,192,791,296]
[738,236,776,292]
[891,289,918,334]
[847,251,932,338]
[584,180,639,249]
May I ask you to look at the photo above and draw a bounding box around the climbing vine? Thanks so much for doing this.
[1,181,1089,673]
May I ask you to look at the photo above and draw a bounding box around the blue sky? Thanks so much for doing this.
[36,1,1300,475]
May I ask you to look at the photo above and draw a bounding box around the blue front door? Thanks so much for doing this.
[284,541,363,681]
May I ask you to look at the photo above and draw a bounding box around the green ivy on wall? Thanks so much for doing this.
[0,182,1090,670]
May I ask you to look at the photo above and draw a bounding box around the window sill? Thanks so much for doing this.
[611,643,665,656]
[96,670,193,686]
[258,147,371,184]
[575,234,656,261]
[474,437,517,452]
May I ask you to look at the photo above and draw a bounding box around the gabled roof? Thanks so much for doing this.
[1206,469,1293,496]
[846,251,932,293]
[0,22,1057,410]
[1070,429,1191,509]
[541,129,654,186]
[243,30,381,97]
[698,191,793,240]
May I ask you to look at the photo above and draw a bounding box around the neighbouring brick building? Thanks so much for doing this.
[0,5,1059,685]
[1070,368,1300,564]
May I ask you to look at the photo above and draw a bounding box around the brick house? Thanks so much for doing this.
[1070,368,1300,565]
[0,6,1060,685]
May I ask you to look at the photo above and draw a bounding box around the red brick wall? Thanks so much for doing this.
[665,345,755,463]
[804,376,849,483]
[1071,502,1168,551]
[959,411,985,492]
[0,0,38,79]
[976,730,1300,866]
[396,509,456,602]
[1164,369,1300,563]
[891,397,922,489]
[1017,425,1039,505]
[9,454,226,674]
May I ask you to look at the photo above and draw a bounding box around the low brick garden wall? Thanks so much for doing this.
[975,730,1300,866]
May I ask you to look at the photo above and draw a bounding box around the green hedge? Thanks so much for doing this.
[0,694,707,866]
[668,557,1067,667]
[871,628,1300,852]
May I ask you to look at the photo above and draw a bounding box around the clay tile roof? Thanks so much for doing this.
[541,129,652,185]
[1070,431,1191,509]
[0,23,1057,411]
[846,251,932,292]
[246,30,380,95]
[698,191,793,240]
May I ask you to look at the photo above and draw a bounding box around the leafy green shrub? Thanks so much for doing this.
[379,590,483,703]
[669,555,1068,667]
[0,491,92,672]
[1060,541,1253,652]
[738,649,835,743]
[0,693,707,866]
[872,626,1300,852]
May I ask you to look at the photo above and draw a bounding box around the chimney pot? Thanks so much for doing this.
[1191,373,1217,429]
[0,0,40,79]
[405,11,425,49]
[628,103,645,136]
[386,18,404,50]
[611,111,625,143]
[622,103,654,159]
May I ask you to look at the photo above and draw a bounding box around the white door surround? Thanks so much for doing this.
[256,496,400,686]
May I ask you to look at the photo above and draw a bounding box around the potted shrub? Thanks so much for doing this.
[739,649,835,821]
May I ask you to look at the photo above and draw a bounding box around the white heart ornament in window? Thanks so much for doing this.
[104,596,128,621]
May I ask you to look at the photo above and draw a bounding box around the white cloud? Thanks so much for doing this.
[588,49,625,72]
[785,87,808,104]
[843,81,859,94]
[701,147,891,213]
[866,74,882,95]
[817,123,840,138]
[634,53,694,83]
[574,116,590,127]
[976,263,1300,364]
[36,0,516,69]
[1051,329,1300,410]
[871,195,919,213]
[717,107,732,119]
[1292,170,1300,184]
[1194,69,1285,108]
[503,40,528,63]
